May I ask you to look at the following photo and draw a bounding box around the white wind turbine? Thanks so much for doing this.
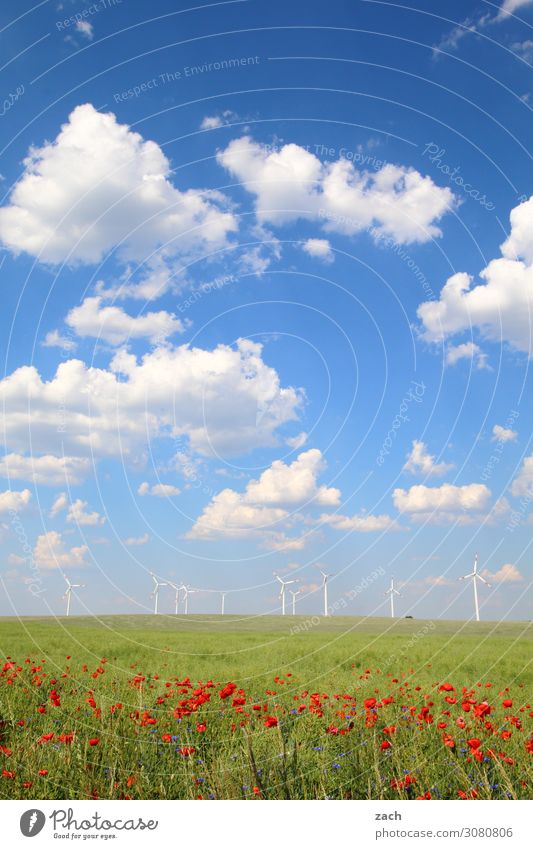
[319,569,332,616]
[275,574,295,615]
[150,572,168,614]
[385,576,401,618]
[168,581,183,615]
[219,591,227,615]
[459,553,490,622]
[289,588,300,615]
[182,585,197,614]
[63,577,85,617]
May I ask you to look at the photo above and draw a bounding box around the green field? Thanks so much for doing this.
[0,615,531,800]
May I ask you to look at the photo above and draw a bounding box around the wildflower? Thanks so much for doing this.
[380,740,391,751]
[502,699,513,708]
[196,723,207,733]
[264,716,278,728]
[38,769,48,776]
[88,738,100,746]
[178,746,195,757]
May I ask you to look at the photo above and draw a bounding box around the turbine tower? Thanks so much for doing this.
[150,572,168,614]
[63,577,84,617]
[319,569,332,616]
[220,591,227,615]
[182,585,197,614]
[275,574,295,615]
[289,588,300,615]
[385,576,401,618]
[459,553,490,622]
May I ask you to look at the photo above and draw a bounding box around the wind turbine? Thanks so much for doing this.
[319,569,332,616]
[289,588,300,615]
[219,591,227,615]
[168,581,183,615]
[385,577,401,618]
[275,574,295,615]
[459,553,490,622]
[182,585,197,614]
[63,577,84,617]
[150,572,168,614]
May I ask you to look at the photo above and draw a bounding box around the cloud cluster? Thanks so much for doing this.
[187,448,339,543]
[218,136,454,245]
[33,530,88,570]
[0,103,237,266]
[403,440,454,478]
[0,339,302,479]
[418,196,533,356]
[64,296,184,345]
[393,482,492,525]
[0,489,32,513]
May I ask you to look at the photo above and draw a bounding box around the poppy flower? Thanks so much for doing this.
[467,738,481,750]
[88,738,100,746]
[364,698,377,710]
[196,723,207,733]
[502,699,513,708]
[178,746,195,757]
[161,733,172,743]
[38,769,48,776]
[264,716,278,728]
[380,740,391,751]
[439,683,454,692]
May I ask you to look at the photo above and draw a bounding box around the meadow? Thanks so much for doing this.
[0,615,531,800]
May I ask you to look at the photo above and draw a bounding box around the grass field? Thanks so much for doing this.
[0,615,531,800]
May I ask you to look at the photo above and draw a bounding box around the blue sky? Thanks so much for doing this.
[0,0,532,620]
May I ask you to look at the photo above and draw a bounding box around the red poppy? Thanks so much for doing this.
[364,698,377,710]
[439,683,454,692]
[161,733,172,743]
[88,738,100,746]
[264,716,278,728]
[467,738,481,750]
[380,740,391,751]
[196,723,207,733]
[38,769,48,776]
[178,746,195,757]
[502,699,513,708]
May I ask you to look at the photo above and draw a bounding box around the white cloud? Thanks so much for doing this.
[0,103,237,265]
[319,512,399,532]
[393,482,491,519]
[422,575,455,587]
[138,481,181,497]
[67,498,105,526]
[0,454,90,486]
[0,339,302,462]
[301,238,334,263]
[512,39,533,61]
[42,330,77,352]
[49,493,105,525]
[50,492,68,518]
[200,111,236,130]
[217,136,454,245]
[511,454,533,496]
[33,530,88,570]
[403,440,454,478]
[64,296,184,345]
[446,342,489,369]
[492,424,518,442]
[418,196,533,356]
[0,489,31,513]
[286,431,308,450]
[481,563,524,582]
[75,20,94,40]
[498,0,533,18]
[124,533,149,546]
[188,448,339,541]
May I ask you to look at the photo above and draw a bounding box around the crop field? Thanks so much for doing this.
[0,615,531,801]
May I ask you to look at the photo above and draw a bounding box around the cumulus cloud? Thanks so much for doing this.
[0,454,90,486]
[492,424,518,442]
[418,196,533,356]
[138,481,181,497]
[0,103,237,266]
[49,493,105,525]
[286,431,308,450]
[42,330,77,352]
[0,339,302,463]
[498,0,533,17]
[301,238,334,263]
[64,296,184,345]
[511,454,533,496]
[200,111,236,130]
[0,489,32,513]
[446,342,489,369]
[319,512,399,532]
[403,440,454,478]
[188,448,339,542]
[393,482,492,524]
[124,533,150,546]
[75,20,94,40]
[481,563,524,582]
[217,136,454,245]
[33,530,88,570]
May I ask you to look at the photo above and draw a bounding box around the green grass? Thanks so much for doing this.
[0,615,531,800]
